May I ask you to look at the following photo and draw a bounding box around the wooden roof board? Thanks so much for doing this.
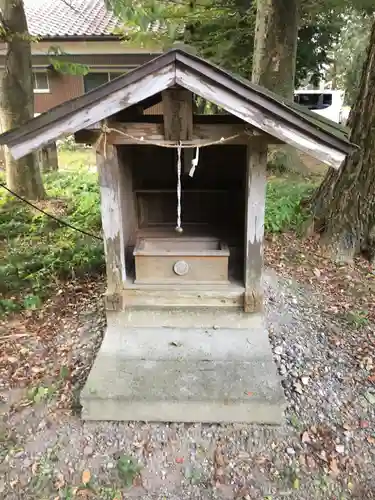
[174,52,351,153]
[0,48,355,167]
[0,51,175,144]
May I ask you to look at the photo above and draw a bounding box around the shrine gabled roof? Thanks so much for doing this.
[0,48,356,168]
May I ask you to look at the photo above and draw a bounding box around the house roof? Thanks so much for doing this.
[24,0,120,38]
[0,48,356,168]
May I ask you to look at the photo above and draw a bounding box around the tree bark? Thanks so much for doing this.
[311,18,375,262]
[0,0,45,199]
[252,0,299,99]
[252,0,307,173]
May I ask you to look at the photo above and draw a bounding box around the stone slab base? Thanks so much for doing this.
[81,319,285,424]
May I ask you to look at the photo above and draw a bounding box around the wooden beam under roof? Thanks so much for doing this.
[74,121,281,147]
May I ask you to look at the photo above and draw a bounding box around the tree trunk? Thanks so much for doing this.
[252,0,299,99]
[252,0,308,173]
[0,0,45,199]
[311,18,375,262]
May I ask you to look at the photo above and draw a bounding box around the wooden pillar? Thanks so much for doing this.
[97,144,136,310]
[244,141,268,313]
[39,142,59,172]
[162,88,194,173]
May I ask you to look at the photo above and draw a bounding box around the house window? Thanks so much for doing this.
[83,71,124,93]
[33,72,50,93]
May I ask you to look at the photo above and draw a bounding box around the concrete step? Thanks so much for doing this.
[81,326,285,424]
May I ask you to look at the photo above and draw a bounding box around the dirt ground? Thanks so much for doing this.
[1,238,375,499]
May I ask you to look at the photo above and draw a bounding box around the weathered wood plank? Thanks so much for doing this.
[244,142,268,313]
[162,88,194,173]
[97,145,137,308]
[162,88,193,141]
[175,67,345,168]
[97,145,125,296]
[118,287,245,309]
[9,64,176,160]
[118,147,138,276]
[75,122,268,146]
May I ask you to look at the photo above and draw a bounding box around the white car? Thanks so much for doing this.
[294,89,345,124]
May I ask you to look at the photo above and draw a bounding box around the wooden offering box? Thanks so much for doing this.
[133,236,230,285]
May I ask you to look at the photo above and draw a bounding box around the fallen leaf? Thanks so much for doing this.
[175,457,184,464]
[214,444,226,468]
[214,443,226,484]
[214,466,225,483]
[132,440,145,449]
[77,488,94,499]
[54,472,65,490]
[143,438,153,457]
[293,382,303,394]
[335,444,345,454]
[313,268,321,277]
[234,486,250,498]
[81,470,91,485]
[301,431,311,444]
[293,477,300,489]
[367,436,375,444]
[364,391,375,405]
[329,458,340,477]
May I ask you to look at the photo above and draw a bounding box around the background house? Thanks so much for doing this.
[0,0,161,115]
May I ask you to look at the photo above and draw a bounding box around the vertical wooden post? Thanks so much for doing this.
[162,88,194,173]
[97,145,125,298]
[118,147,137,274]
[40,142,59,172]
[97,145,136,309]
[244,141,268,313]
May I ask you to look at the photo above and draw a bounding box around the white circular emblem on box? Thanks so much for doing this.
[173,260,189,276]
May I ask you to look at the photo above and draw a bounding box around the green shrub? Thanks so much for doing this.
[0,167,104,315]
[265,178,314,233]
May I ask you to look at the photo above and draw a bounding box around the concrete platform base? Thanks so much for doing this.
[81,311,285,424]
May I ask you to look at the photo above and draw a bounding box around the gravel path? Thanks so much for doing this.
[1,268,374,499]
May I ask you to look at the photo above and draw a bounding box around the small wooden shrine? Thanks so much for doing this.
[0,49,355,424]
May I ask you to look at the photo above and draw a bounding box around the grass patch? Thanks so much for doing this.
[0,158,104,315]
[265,176,315,233]
[57,142,95,171]
[346,309,370,328]
[116,454,142,487]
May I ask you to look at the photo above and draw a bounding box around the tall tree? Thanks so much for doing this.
[311,16,375,262]
[109,0,344,88]
[326,11,372,106]
[0,0,45,199]
[251,0,307,172]
[251,0,299,98]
